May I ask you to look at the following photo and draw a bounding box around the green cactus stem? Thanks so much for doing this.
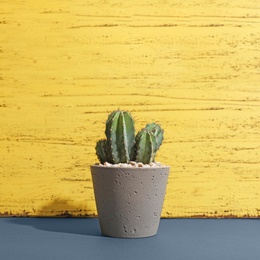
[105,110,135,164]
[135,123,164,164]
[143,123,164,151]
[95,139,107,164]
[135,130,157,164]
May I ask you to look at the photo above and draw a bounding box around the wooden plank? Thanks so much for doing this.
[0,0,259,217]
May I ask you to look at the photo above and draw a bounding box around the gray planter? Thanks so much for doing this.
[90,165,170,238]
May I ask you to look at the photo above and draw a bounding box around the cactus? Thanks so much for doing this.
[135,130,157,164]
[143,123,164,151]
[135,123,164,164]
[95,139,107,164]
[95,110,164,164]
[105,110,135,164]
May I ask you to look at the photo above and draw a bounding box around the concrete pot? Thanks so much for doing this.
[90,165,170,238]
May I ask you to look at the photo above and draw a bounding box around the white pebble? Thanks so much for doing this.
[111,164,120,167]
[104,162,111,167]
[120,163,129,167]
[130,161,137,166]
[149,162,156,167]
[137,162,144,167]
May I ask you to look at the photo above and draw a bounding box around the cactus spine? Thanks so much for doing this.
[95,111,164,165]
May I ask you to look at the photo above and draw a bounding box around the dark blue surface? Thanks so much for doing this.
[1,218,260,260]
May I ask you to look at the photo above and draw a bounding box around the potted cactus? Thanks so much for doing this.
[90,110,170,238]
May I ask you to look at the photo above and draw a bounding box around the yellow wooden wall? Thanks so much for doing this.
[1,0,259,217]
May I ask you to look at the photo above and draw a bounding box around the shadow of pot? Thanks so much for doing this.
[91,165,170,238]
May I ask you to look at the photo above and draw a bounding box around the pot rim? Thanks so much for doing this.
[90,164,170,169]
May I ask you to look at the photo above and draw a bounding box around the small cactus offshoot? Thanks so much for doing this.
[135,123,164,164]
[95,110,164,164]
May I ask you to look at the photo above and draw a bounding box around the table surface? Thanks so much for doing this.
[1,218,260,260]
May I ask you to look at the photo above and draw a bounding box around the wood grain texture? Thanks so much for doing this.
[0,0,259,217]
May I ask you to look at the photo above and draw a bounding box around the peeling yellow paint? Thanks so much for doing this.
[0,0,260,217]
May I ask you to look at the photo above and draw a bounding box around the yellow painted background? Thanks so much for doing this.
[1,0,259,217]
